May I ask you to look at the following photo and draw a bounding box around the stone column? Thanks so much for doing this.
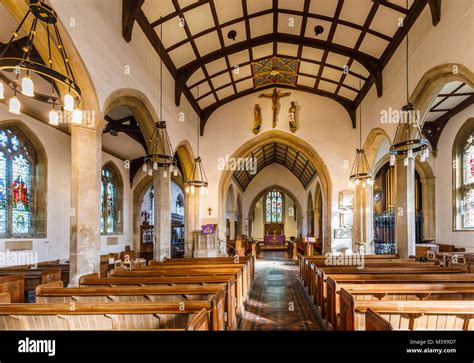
[229,210,235,240]
[420,177,436,241]
[184,191,200,257]
[395,157,416,258]
[69,119,105,286]
[153,170,171,261]
[352,185,363,254]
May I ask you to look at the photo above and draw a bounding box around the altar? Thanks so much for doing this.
[261,232,287,250]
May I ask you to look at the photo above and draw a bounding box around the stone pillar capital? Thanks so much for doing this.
[69,117,107,133]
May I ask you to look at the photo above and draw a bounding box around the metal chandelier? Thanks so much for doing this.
[0,1,83,125]
[142,17,175,178]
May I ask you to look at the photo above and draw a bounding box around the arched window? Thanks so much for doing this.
[454,119,474,230]
[101,163,122,234]
[461,132,474,228]
[0,128,35,236]
[265,190,283,223]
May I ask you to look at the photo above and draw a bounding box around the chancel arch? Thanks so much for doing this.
[219,130,331,251]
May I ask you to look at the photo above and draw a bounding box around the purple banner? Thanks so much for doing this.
[201,224,215,235]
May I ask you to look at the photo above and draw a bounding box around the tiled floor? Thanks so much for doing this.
[239,251,321,331]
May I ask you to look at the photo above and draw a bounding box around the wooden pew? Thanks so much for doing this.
[0,268,61,293]
[36,283,227,331]
[143,263,250,303]
[79,274,239,330]
[312,265,468,317]
[0,302,211,330]
[0,275,25,303]
[365,308,393,331]
[111,266,247,313]
[339,289,474,330]
[327,279,474,329]
[162,256,256,282]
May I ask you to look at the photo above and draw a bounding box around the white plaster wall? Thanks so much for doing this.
[435,105,474,252]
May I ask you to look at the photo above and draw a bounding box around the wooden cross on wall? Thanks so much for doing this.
[207,207,212,216]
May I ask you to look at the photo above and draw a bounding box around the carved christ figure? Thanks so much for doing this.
[259,88,291,128]
[253,104,262,135]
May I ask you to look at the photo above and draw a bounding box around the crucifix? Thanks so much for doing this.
[259,88,291,128]
[207,207,212,216]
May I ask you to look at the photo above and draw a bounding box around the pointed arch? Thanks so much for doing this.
[219,130,332,251]
[0,120,47,238]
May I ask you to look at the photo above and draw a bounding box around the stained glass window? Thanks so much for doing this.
[462,133,474,228]
[0,128,34,236]
[265,190,284,223]
[100,165,119,234]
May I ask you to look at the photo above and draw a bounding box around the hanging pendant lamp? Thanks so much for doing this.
[142,18,175,177]
[389,0,429,166]
[185,86,209,195]
[0,1,82,120]
[349,77,373,189]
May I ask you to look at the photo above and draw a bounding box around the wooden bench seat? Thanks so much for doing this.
[0,268,61,293]
[311,266,469,317]
[110,267,246,313]
[0,302,210,330]
[327,280,474,329]
[79,274,239,329]
[339,289,474,330]
[140,263,250,303]
[0,275,25,303]
[162,256,256,283]
[36,282,227,331]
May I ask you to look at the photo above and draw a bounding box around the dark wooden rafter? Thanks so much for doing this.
[176,32,382,105]
[427,0,442,26]
[122,0,441,134]
[104,115,147,150]
[423,94,474,151]
[122,0,145,42]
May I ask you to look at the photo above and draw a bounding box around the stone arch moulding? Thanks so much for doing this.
[409,64,474,151]
[0,119,48,238]
[174,140,196,182]
[218,130,332,252]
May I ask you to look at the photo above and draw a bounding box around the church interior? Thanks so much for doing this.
[0,0,473,338]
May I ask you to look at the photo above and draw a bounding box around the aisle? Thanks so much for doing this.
[239,251,321,331]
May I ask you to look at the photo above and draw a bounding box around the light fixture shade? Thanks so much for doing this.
[21,76,34,97]
[349,149,373,187]
[72,109,82,124]
[64,93,74,111]
[0,81,5,99]
[8,96,21,115]
[49,109,59,126]
[142,164,148,173]
[185,157,209,193]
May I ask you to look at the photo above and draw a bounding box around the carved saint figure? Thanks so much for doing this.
[253,104,262,135]
[259,88,291,128]
[289,101,297,132]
